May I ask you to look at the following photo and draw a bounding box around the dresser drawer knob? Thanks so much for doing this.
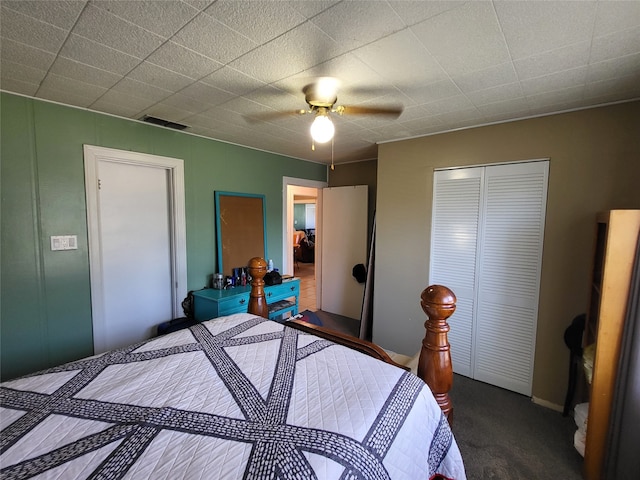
[290,286,295,291]
[239,299,246,305]
[267,292,273,297]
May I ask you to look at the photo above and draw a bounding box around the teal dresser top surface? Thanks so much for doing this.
[193,277,300,300]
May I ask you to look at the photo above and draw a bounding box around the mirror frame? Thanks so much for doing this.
[215,191,267,277]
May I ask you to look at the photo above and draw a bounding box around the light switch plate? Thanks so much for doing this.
[51,235,78,251]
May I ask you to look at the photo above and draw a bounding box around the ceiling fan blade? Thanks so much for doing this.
[337,105,403,118]
[245,109,307,124]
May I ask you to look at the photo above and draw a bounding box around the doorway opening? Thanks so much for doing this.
[283,177,325,312]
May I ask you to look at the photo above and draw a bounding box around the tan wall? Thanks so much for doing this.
[374,101,640,406]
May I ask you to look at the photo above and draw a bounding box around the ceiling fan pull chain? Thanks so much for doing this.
[331,137,335,171]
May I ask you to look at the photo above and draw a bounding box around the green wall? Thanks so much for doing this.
[0,92,326,380]
[293,204,306,231]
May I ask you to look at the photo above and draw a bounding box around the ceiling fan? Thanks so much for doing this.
[247,77,403,145]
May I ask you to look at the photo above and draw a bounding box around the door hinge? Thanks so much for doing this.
[98,179,102,190]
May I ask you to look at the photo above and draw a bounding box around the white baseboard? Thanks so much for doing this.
[531,396,563,412]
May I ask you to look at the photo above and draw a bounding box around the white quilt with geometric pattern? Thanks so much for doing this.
[1,313,466,479]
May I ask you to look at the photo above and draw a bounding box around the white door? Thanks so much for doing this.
[321,186,368,319]
[84,146,187,354]
[430,160,548,395]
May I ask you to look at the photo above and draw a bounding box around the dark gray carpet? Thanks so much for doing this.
[450,374,584,479]
[299,311,583,478]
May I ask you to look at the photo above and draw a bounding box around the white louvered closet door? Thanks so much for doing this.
[430,168,483,377]
[430,161,548,396]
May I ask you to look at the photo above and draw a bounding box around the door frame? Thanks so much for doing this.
[282,177,327,308]
[84,145,187,352]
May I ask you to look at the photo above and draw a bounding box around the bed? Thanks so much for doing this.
[0,258,466,479]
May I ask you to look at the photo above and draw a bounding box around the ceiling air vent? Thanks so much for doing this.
[140,115,188,131]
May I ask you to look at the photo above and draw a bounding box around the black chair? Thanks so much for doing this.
[563,313,586,416]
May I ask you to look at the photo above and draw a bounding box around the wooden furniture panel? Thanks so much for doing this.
[583,209,640,480]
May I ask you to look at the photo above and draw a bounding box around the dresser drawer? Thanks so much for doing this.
[216,293,250,316]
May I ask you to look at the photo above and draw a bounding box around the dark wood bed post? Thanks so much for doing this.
[418,285,456,424]
[247,257,269,318]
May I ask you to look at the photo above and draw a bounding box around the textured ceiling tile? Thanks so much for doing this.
[513,41,591,81]
[49,57,122,89]
[73,4,165,59]
[437,108,485,128]
[60,34,141,75]
[412,1,511,76]
[494,0,597,60]
[369,122,416,141]
[593,0,640,37]
[218,96,269,119]
[401,79,461,106]
[352,29,447,86]
[453,62,518,93]
[310,1,405,51]
[40,73,107,100]
[284,0,341,19]
[92,89,156,114]
[466,82,523,107]
[388,0,468,27]
[201,67,266,96]
[587,52,640,83]
[1,6,68,53]
[1,0,86,30]
[127,62,194,92]
[205,0,307,44]
[0,60,47,86]
[2,0,638,165]
[526,85,585,109]
[229,22,342,83]
[110,77,173,103]
[399,115,447,132]
[520,67,587,97]
[0,77,39,96]
[242,85,300,112]
[481,108,532,124]
[420,94,475,116]
[475,97,530,117]
[590,25,640,63]
[0,38,56,71]
[92,0,199,38]
[38,84,100,108]
[90,99,145,118]
[177,82,235,107]
[172,11,257,64]
[585,73,640,99]
[183,112,234,131]
[146,41,222,79]
[182,0,214,11]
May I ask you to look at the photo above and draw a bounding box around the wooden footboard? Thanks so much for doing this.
[247,257,456,422]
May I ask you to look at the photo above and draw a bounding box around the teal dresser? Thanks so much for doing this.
[192,277,300,322]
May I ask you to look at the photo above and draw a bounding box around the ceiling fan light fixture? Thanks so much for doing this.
[310,112,335,143]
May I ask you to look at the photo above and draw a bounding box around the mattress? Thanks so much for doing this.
[1,313,466,479]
